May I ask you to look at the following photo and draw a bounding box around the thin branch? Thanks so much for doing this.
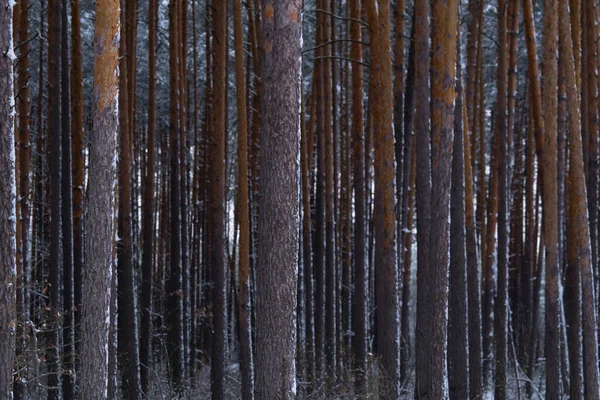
[315,8,368,27]
[303,38,368,53]
[309,55,370,68]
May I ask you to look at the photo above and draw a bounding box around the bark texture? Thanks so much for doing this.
[79,0,120,396]
[254,0,302,397]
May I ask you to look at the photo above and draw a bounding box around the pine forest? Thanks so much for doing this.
[1,0,599,398]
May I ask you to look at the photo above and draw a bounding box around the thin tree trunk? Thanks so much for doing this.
[117,1,142,395]
[542,0,561,396]
[414,0,432,395]
[60,0,74,395]
[210,0,227,395]
[399,14,416,386]
[47,0,62,394]
[0,3,17,396]
[14,0,30,394]
[558,2,600,396]
[70,0,84,383]
[140,0,157,391]
[495,0,508,395]
[449,22,468,399]
[463,53,482,400]
[349,0,366,389]
[233,0,254,396]
[167,0,183,392]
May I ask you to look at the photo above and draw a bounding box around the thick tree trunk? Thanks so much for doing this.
[426,1,458,397]
[254,0,301,397]
[79,0,120,395]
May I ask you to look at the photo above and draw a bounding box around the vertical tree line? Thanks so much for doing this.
[2,0,600,399]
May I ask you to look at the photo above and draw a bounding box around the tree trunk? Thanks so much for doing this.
[364,1,400,397]
[71,0,84,382]
[449,23,468,399]
[79,0,120,395]
[14,0,30,394]
[349,0,366,389]
[167,0,183,392]
[414,0,432,395]
[47,0,62,394]
[254,0,301,397]
[140,0,157,392]
[399,15,416,386]
[233,0,254,396]
[463,51,482,400]
[0,3,17,396]
[494,0,508,395]
[426,1,459,397]
[117,1,142,395]
[210,0,227,395]
[542,0,561,397]
[558,2,600,396]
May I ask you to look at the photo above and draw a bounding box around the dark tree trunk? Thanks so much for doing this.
[47,0,62,395]
[167,0,183,392]
[210,0,227,395]
[60,0,74,395]
[70,0,84,382]
[117,1,142,396]
[140,0,157,392]
[0,3,17,396]
[449,24,468,399]
[349,0,366,390]
[494,0,508,396]
[558,2,600,396]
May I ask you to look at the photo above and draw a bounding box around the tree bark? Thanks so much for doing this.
[233,0,254,396]
[0,3,17,396]
[79,0,120,395]
[254,0,301,397]
[364,0,400,397]
[542,0,561,397]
